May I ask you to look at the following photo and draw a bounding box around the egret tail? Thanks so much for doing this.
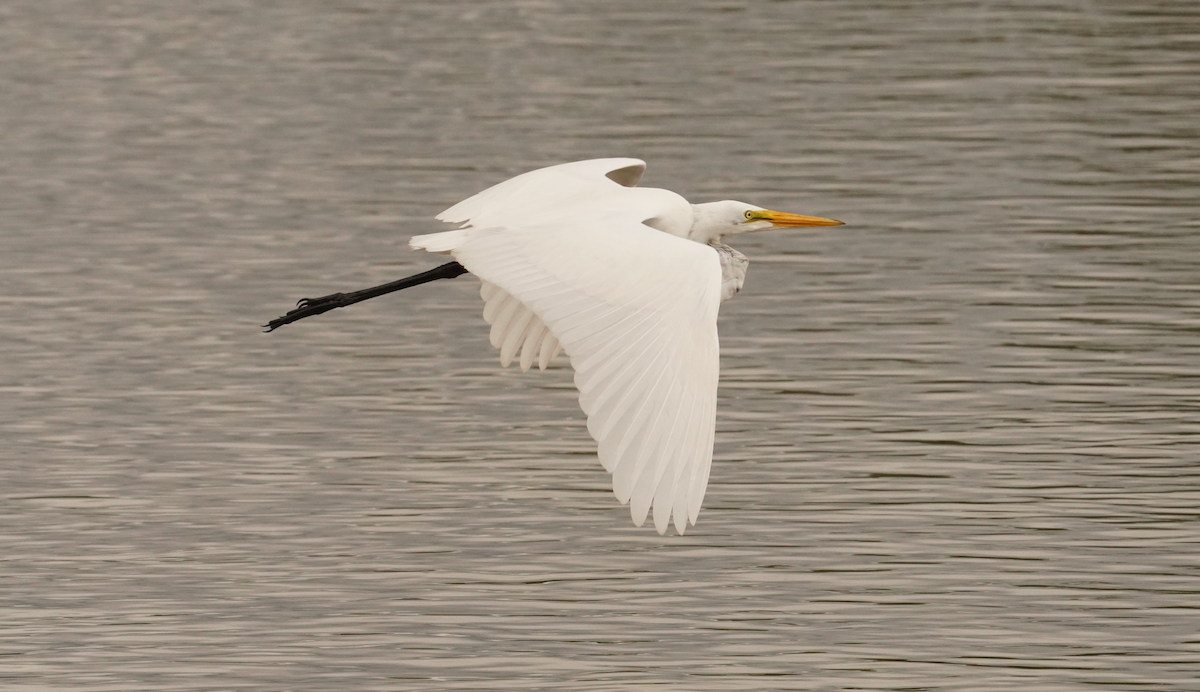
[263,261,468,331]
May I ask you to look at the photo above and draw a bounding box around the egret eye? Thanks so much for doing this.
[744,210,755,220]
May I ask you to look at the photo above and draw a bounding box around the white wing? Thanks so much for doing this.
[478,280,562,371]
[437,158,646,228]
[412,183,720,535]
[427,158,647,373]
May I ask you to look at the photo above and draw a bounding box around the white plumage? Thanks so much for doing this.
[410,158,841,534]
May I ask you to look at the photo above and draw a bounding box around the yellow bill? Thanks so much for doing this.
[752,209,844,227]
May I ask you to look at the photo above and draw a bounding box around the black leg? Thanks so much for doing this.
[264,261,468,332]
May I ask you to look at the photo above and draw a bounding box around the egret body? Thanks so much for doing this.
[268,158,841,535]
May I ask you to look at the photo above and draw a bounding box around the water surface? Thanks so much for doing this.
[2,1,1197,689]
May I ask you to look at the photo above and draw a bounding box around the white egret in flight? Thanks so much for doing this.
[267,158,842,534]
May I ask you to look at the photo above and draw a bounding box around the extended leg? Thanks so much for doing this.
[264,261,468,332]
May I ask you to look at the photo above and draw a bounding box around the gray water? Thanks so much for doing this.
[2,1,1198,690]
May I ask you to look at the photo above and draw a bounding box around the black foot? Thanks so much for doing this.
[263,292,349,331]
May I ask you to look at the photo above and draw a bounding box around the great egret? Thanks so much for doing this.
[267,158,842,534]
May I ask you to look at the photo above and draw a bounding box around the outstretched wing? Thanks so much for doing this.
[430,158,647,373]
[412,190,721,535]
[437,158,646,229]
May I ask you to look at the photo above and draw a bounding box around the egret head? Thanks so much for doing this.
[689,200,842,244]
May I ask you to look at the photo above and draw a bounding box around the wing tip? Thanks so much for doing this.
[410,230,467,253]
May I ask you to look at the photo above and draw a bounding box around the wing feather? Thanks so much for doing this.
[437,158,645,228]
[482,287,510,324]
[477,281,562,370]
[669,390,702,534]
[488,295,523,349]
[628,367,683,529]
[520,319,547,372]
[539,333,562,370]
[500,307,535,367]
